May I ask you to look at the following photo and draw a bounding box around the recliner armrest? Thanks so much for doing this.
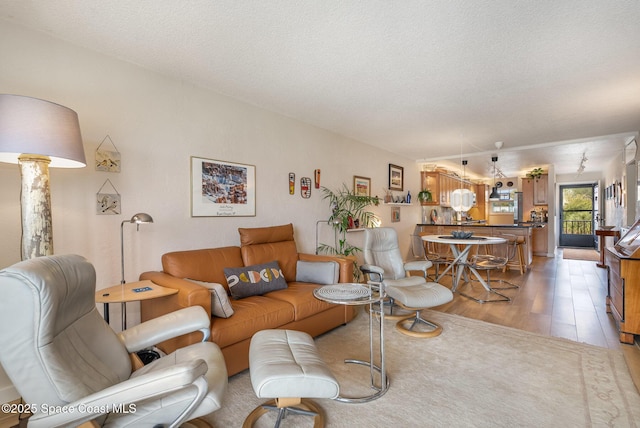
[118,306,210,353]
[404,259,433,274]
[28,360,209,428]
[360,264,384,275]
[360,263,384,283]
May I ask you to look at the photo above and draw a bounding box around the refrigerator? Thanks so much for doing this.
[515,192,524,223]
[489,191,523,223]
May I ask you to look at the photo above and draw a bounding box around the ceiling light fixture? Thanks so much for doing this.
[489,156,500,201]
[451,160,473,213]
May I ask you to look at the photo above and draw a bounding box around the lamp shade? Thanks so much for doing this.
[129,213,154,224]
[489,187,500,200]
[451,188,474,212]
[0,94,86,167]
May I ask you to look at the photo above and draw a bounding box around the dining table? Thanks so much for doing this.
[421,234,506,293]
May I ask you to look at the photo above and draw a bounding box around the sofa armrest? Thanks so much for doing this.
[298,254,355,283]
[138,271,212,353]
[139,271,212,314]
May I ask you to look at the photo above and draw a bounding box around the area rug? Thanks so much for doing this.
[563,248,600,261]
[205,310,640,427]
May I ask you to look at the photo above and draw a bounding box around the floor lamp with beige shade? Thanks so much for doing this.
[0,94,86,260]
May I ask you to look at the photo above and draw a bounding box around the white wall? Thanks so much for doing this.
[601,143,631,229]
[0,22,427,303]
[0,22,427,399]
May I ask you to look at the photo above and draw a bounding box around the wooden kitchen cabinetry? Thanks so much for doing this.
[604,219,640,344]
[532,226,548,256]
[472,184,488,220]
[533,174,548,205]
[420,171,439,205]
[522,174,549,217]
[420,171,477,208]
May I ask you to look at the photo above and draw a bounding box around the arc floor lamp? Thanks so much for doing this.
[0,94,86,260]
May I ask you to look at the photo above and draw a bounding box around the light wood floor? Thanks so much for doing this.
[430,249,623,350]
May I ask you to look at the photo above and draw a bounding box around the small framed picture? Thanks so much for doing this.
[353,176,371,196]
[389,164,404,191]
[96,193,121,215]
[391,206,401,223]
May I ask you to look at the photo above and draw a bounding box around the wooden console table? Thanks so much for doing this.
[595,229,620,268]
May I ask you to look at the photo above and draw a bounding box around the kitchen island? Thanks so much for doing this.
[415,223,535,269]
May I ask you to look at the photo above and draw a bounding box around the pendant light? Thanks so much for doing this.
[451,160,473,212]
[489,156,500,201]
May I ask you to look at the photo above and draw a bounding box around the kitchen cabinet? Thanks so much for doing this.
[440,174,452,206]
[420,171,477,208]
[533,174,548,205]
[470,184,488,220]
[532,226,548,255]
[522,175,549,216]
[521,178,535,220]
[420,172,439,205]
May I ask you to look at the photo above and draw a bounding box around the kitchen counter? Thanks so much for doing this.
[517,222,547,228]
[417,222,536,228]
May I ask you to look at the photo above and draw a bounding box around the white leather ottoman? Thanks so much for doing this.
[243,329,339,428]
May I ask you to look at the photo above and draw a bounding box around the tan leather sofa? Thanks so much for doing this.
[140,224,357,376]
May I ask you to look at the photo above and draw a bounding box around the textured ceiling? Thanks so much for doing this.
[1,0,639,178]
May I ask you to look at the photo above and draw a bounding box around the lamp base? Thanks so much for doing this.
[19,154,53,260]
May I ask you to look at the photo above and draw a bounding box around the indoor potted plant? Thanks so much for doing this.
[418,189,433,205]
[318,184,379,280]
[526,167,544,181]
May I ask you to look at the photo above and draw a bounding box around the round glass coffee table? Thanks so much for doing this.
[313,283,389,403]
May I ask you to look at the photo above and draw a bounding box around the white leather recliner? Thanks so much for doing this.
[361,228,454,338]
[0,254,227,428]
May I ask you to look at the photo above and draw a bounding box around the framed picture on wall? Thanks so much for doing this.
[191,156,256,217]
[389,164,404,191]
[391,206,401,222]
[353,175,371,196]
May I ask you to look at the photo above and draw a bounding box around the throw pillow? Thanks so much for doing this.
[185,279,234,318]
[296,260,339,285]
[224,261,287,299]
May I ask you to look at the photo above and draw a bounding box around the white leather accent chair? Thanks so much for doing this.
[0,254,227,428]
[361,228,454,338]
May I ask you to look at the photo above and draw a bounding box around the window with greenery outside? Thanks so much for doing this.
[562,187,594,235]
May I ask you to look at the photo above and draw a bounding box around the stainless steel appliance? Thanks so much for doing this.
[515,192,524,222]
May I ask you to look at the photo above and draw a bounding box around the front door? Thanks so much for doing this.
[559,183,596,247]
